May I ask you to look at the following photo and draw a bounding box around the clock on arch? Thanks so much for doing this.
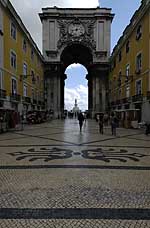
[68,23,85,37]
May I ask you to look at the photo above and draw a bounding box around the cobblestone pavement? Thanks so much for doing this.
[0,119,150,227]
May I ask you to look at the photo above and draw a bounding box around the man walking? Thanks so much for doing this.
[110,112,118,136]
[78,112,84,132]
[98,114,104,134]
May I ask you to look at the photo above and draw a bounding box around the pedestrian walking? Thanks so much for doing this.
[110,113,118,136]
[78,112,84,132]
[145,121,150,135]
[98,114,104,134]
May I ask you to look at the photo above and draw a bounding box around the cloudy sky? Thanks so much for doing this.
[11,0,141,111]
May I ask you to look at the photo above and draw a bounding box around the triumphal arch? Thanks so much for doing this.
[39,6,114,118]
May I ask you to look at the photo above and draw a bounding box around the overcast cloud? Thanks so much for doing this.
[65,85,88,111]
[11,0,99,51]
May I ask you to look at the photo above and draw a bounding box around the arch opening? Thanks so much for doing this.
[64,63,88,112]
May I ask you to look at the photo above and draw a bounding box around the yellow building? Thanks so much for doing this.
[0,0,44,115]
[109,0,150,126]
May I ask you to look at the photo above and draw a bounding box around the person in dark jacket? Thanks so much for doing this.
[98,114,104,134]
[145,122,150,135]
[78,112,84,132]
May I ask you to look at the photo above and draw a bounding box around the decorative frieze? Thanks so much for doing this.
[57,18,96,50]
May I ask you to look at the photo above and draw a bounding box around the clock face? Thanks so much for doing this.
[68,24,85,37]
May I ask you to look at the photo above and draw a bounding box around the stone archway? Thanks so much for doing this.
[39,7,114,118]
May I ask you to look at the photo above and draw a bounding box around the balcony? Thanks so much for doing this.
[0,89,6,99]
[22,96,31,104]
[116,99,121,105]
[110,101,116,106]
[122,97,132,104]
[38,100,42,105]
[132,94,143,103]
[32,99,37,105]
[10,93,21,102]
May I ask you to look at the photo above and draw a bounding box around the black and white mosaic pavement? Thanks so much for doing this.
[0,119,150,227]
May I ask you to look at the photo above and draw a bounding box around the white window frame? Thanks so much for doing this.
[23,84,28,97]
[0,70,3,89]
[136,24,142,40]
[22,38,27,52]
[31,69,36,83]
[23,62,28,77]
[125,85,130,98]
[10,21,17,40]
[32,88,34,99]
[135,79,142,95]
[11,77,17,95]
[136,52,142,73]
[10,50,17,69]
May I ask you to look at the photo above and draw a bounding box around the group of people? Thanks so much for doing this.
[77,111,118,135]
[98,112,118,136]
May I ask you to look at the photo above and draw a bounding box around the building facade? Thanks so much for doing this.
[0,0,44,115]
[109,0,150,124]
[39,7,114,118]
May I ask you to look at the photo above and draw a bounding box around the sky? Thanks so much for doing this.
[11,0,141,111]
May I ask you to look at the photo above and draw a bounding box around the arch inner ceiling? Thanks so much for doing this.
[61,43,93,71]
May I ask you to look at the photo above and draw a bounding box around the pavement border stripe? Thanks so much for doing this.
[0,165,149,170]
[0,208,149,220]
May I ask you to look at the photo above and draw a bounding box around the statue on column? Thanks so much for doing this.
[72,99,80,118]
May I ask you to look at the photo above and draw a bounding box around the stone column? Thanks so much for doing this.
[95,76,100,112]
[53,75,61,118]
[92,76,96,118]
[101,80,106,112]
[46,77,51,111]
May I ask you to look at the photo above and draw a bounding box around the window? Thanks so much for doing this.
[118,51,122,62]
[136,53,142,73]
[37,76,40,84]
[32,89,34,99]
[10,22,17,40]
[113,59,116,68]
[0,22,3,36]
[10,51,16,69]
[31,48,34,61]
[37,92,39,101]
[23,63,27,76]
[0,70,3,89]
[23,85,27,97]
[31,70,35,83]
[11,78,17,94]
[126,85,130,98]
[118,71,122,86]
[23,39,27,52]
[126,64,130,81]
[136,24,142,40]
[126,40,130,53]
[136,80,142,95]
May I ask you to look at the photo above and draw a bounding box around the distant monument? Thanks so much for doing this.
[72,99,80,118]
